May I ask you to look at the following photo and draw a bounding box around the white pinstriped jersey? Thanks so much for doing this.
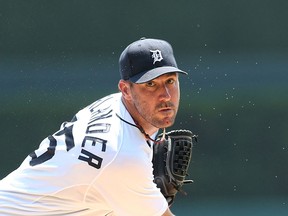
[0,93,168,216]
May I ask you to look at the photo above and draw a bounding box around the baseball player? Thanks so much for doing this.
[0,38,195,216]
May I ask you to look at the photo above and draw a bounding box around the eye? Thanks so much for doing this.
[145,81,156,87]
[166,78,175,84]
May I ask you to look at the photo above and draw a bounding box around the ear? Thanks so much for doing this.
[118,80,132,101]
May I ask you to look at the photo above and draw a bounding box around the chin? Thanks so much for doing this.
[152,115,176,128]
[162,119,175,128]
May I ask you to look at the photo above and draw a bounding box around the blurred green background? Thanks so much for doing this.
[1,0,288,215]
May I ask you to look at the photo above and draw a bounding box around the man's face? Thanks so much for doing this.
[129,73,180,129]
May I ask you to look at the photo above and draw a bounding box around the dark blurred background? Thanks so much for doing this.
[1,0,288,215]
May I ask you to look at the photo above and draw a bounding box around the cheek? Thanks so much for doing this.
[131,92,147,108]
[136,97,152,111]
[171,86,180,100]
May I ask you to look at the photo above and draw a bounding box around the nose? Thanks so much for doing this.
[159,84,171,101]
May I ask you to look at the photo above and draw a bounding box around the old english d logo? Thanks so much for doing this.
[150,49,163,64]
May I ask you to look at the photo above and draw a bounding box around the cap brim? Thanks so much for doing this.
[129,66,187,83]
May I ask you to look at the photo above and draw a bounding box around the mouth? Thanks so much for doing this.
[158,107,174,115]
[159,107,172,111]
[157,102,176,116]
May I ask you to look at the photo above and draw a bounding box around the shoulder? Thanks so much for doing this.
[71,93,124,168]
[75,93,122,121]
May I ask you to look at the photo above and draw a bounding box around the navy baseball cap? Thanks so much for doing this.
[119,38,187,83]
